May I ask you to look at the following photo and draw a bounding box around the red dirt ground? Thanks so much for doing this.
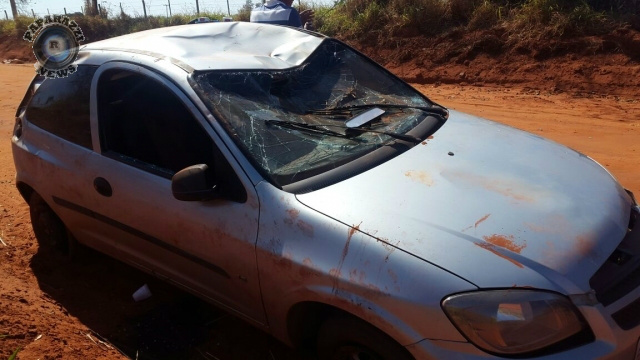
[0,26,639,359]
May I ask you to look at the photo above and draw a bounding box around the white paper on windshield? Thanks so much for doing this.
[345,107,385,128]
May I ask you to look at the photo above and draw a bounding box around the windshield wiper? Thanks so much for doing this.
[265,119,359,142]
[265,119,421,144]
[340,126,422,144]
[308,105,427,144]
[307,104,449,118]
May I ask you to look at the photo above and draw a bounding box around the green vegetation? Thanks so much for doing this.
[0,0,637,46]
[314,0,638,40]
[8,347,20,360]
[0,11,227,43]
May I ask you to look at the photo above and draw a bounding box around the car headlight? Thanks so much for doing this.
[442,290,592,356]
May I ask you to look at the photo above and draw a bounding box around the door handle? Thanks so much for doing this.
[94,177,113,197]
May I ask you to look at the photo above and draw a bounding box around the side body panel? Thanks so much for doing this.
[255,181,477,347]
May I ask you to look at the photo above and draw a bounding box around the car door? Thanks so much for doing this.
[82,63,265,324]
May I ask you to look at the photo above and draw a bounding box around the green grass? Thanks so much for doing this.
[313,0,627,40]
[8,347,20,360]
[0,11,226,42]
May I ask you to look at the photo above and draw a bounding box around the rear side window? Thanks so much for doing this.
[25,65,97,149]
[16,75,44,118]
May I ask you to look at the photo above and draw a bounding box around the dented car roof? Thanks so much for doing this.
[81,22,325,71]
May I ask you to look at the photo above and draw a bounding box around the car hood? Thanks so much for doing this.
[296,111,633,293]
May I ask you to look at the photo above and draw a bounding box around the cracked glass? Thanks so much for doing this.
[191,39,433,187]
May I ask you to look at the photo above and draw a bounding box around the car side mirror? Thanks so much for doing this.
[171,164,218,201]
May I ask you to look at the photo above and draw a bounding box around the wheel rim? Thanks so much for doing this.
[334,345,382,360]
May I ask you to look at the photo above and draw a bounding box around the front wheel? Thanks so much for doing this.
[317,316,414,360]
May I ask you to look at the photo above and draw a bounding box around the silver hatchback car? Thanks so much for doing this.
[12,22,640,359]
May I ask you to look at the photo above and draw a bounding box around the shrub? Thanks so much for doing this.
[390,0,450,36]
[79,15,112,42]
[353,1,386,32]
[0,19,17,35]
[449,0,478,24]
[505,0,613,40]
[468,1,502,29]
[568,3,610,34]
[13,16,33,38]
[316,0,384,37]
[516,0,561,26]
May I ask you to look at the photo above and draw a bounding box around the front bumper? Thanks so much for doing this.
[407,289,640,359]
[406,329,638,359]
[406,200,640,359]
[406,301,640,359]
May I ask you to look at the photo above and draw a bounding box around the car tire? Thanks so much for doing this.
[317,315,415,360]
[29,192,69,254]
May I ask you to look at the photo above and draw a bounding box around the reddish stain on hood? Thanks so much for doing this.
[405,170,434,186]
[474,214,491,228]
[348,222,362,242]
[286,208,300,219]
[296,220,314,237]
[483,234,526,254]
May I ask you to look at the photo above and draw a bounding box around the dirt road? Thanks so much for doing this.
[0,64,638,359]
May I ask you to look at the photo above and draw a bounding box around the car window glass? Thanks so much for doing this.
[191,39,432,187]
[25,65,97,149]
[98,70,215,177]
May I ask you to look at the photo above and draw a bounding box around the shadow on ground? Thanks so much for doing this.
[29,244,314,360]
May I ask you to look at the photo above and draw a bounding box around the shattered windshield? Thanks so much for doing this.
[191,39,438,187]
